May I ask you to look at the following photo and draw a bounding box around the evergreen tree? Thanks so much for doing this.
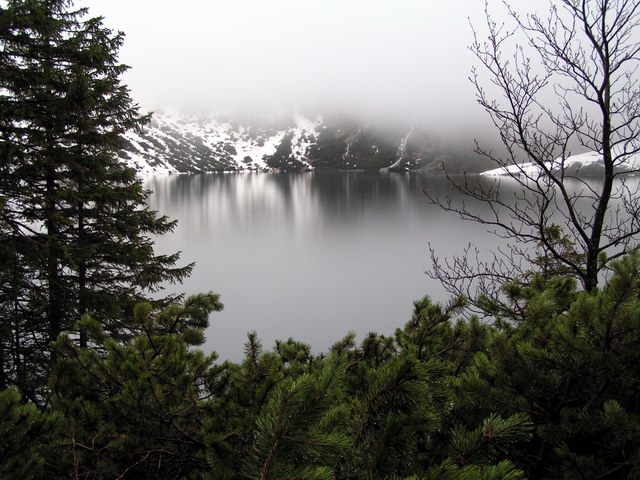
[240,354,350,480]
[338,354,445,479]
[0,386,61,479]
[454,252,640,478]
[0,0,192,399]
[49,293,224,478]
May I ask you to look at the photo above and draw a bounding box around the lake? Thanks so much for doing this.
[144,172,518,360]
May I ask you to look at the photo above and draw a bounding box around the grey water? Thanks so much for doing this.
[143,173,518,361]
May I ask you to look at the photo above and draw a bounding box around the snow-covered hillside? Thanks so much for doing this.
[119,112,322,174]
[119,112,477,174]
[481,150,640,177]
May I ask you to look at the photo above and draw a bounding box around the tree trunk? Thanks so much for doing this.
[46,165,61,348]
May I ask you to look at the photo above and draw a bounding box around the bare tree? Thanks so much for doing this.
[427,0,640,306]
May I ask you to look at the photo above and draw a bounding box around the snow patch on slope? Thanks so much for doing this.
[120,111,322,174]
[233,129,287,169]
[290,113,322,165]
[480,150,640,176]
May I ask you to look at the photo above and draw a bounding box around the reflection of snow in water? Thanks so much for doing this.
[144,173,323,235]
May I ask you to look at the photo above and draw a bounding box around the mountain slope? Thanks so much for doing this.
[120,112,480,174]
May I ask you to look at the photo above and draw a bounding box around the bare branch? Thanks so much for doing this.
[428,0,640,306]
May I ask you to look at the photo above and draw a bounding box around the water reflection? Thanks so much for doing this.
[145,172,443,232]
[144,173,504,361]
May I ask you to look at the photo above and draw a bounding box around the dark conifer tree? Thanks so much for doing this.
[50,293,223,478]
[0,0,192,400]
[0,386,61,479]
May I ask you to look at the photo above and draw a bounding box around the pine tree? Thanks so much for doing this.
[240,354,350,480]
[454,252,640,478]
[49,293,223,478]
[338,354,447,479]
[0,386,61,479]
[0,0,192,399]
[203,333,335,480]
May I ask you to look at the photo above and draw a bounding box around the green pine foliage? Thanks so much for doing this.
[455,251,640,478]
[422,460,526,480]
[48,293,223,479]
[200,253,640,479]
[339,355,446,479]
[0,386,61,479]
[447,413,533,468]
[241,355,350,480]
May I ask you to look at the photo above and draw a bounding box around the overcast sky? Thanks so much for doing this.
[81,0,547,130]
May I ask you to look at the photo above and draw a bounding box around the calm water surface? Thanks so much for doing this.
[144,173,503,360]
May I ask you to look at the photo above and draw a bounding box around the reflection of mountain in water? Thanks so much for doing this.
[144,172,640,361]
[145,172,442,235]
[143,172,522,361]
[144,172,497,361]
[145,173,626,238]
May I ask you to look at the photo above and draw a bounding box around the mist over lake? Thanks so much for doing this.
[145,172,506,360]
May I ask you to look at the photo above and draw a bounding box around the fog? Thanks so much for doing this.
[82,0,548,134]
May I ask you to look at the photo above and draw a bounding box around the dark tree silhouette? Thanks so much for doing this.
[427,0,640,307]
[0,0,192,400]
